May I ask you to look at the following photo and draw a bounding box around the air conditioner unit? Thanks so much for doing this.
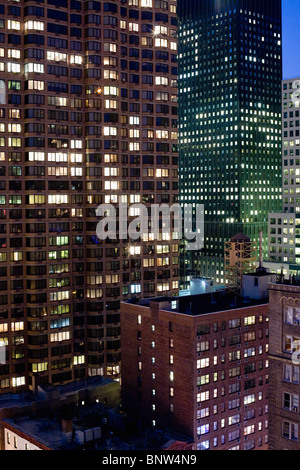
[293,406,298,413]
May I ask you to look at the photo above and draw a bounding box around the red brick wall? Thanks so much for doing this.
[121,300,270,450]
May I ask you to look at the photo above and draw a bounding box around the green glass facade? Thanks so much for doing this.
[178,0,282,286]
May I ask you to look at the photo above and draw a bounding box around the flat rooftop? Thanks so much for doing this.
[275,276,300,287]
[0,393,37,410]
[3,416,64,450]
[125,290,268,316]
[0,376,118,411]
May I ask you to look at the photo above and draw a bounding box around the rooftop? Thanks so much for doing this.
[0,392,38,410]
[244,267,274,277]
[0,376,117,410]
[39,375,115,397]
[230,232,251,242]
[124,266,278,316]
[3,416,65,450]
[3,409,194,451]
[273,274,300,288]
[126,289,268,317]
[174,291,268,316]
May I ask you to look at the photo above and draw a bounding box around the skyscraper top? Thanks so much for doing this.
[178,0,282,21]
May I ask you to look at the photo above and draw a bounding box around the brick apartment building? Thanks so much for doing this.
[121,269,275,450]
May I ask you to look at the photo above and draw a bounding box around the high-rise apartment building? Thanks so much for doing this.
[269,280,300,449]
[121,269,274,450]
[0,0,179,393]
[178,0,282,286]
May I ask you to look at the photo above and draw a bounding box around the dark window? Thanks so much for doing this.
[8,34,21,45]
[47,37,68,48]
[24,6,44,16]
[71,0,82,10]
[85,1,101,11]
[24,34,45,46]
[103,3,117,13]
[71,14,81,24]
[48,0,67,7]
[70,28,82,38]
[8,6,20,16]
[47,9,68,21]
[47,23,68,35]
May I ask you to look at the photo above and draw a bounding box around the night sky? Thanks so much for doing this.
[283,0,300,78]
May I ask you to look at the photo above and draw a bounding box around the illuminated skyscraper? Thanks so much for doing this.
[0,0,179,393]
[178,0,282,286]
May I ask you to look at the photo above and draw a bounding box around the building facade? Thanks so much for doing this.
[0,0,179,393]
[121,272,272,450]
[269,280,300,449]
[178,0,282,286]
[268,212,296,265]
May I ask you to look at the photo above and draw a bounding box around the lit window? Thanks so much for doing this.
[12,377,25,388]
[129,22,139,32]
[25,63,44,74]
[155,38,168,48]
[141,0,152,6]
[70,55,82,65]
[73,355,85,365]
[28,152,45,162]
[8,49,21,59]
[47,51,67,62]
[7,63,21,74]
[70,153,82,163]
[24,20,44,31]
[27,80,44,91]
[7,20,20,30]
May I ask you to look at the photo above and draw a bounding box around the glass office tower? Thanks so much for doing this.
[178,0,282,286]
